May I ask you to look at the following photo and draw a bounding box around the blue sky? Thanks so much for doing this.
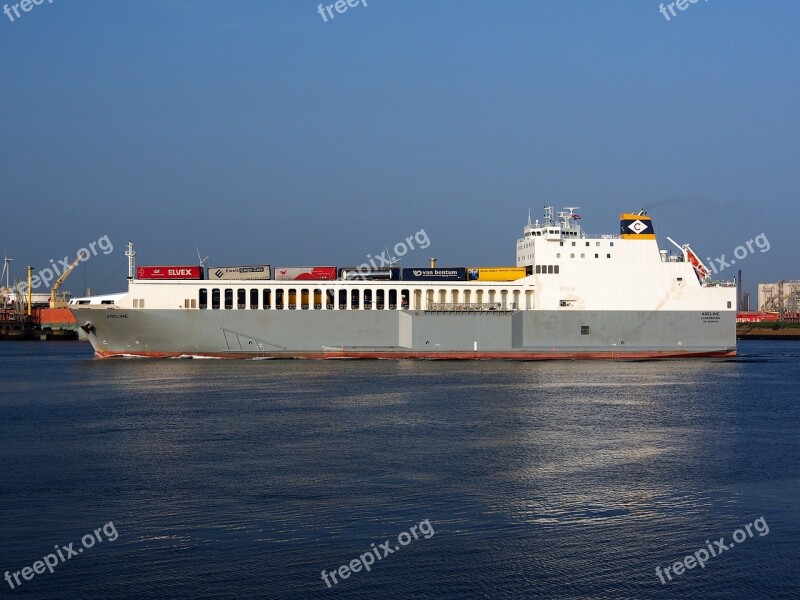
[1,0,797,300]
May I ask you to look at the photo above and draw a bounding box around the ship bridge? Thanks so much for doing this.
[517,206,598,267]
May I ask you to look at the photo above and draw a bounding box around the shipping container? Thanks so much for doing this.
[137,266,203,280]
[339,268,401,281]
[207,265,271,280]
[466,267,527,281]
[402,268,466,281]
[274,266,337,281]
[736,311,780,323]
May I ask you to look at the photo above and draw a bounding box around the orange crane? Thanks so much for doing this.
[49,255,83,308]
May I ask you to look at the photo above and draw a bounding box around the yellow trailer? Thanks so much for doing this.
[466,267,527,281]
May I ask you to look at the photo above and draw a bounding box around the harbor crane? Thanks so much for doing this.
[49,255,83,308]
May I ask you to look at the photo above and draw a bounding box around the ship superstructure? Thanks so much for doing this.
[69,208,737,359]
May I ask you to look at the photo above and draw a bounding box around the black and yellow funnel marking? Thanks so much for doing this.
[620,213,656,239]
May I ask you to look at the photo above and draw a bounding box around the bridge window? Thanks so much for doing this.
[212,288,221,310]
[224,289,233,310]
[581,326,590,335]
[199,288,208,309]
[237,289,246,309]
[263,289,271,309]
[250,289,259,310]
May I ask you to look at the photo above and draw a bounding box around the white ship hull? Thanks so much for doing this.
[69,307,735,359]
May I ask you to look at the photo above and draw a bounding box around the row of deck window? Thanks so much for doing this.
[194,288,532,310]
[536,265,560,274]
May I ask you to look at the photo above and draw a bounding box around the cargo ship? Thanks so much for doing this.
[69,208,737,359]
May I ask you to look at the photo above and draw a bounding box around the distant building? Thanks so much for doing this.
[758,281,800,314]
[736,269,743,311]
[741,292,751,312]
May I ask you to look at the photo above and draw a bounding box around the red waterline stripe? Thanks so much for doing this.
[94,349,737,360]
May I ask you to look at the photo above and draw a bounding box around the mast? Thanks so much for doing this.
[125,241,136,280]
[25,266,33,316]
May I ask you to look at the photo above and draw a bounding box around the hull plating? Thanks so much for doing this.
[72,308,737,360]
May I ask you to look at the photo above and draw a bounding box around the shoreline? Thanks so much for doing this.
[737,324,800,341]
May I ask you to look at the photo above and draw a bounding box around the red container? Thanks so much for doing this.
[274,266,337,281]
[736,311,780,323]
[137,266,202,280]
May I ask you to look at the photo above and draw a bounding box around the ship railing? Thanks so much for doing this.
[426,302,505,312]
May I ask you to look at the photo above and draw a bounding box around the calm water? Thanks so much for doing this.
[1,341,798,599]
